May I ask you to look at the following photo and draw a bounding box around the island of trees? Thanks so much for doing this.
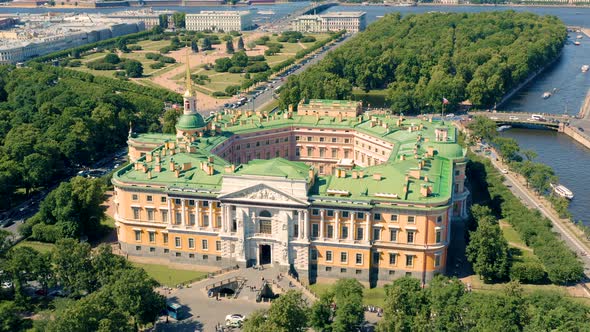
[279,11,567,112]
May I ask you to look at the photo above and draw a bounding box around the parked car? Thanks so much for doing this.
[501,169,509,174]
[225,314,245,328]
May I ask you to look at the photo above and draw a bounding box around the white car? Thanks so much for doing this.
[509,116,519,120]
[490,116,499,120]
[501,169,509,174]
[225,314,245,327]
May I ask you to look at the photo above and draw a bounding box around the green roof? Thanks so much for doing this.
[236,158,310,180]
[176,113,206,130]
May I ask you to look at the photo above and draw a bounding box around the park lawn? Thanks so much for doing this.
[202,72,245,92]
[309,283,387,307]
[15,240,55,254]
[80,52,108,63]
[130,262,209,287]
[133,39,172,52]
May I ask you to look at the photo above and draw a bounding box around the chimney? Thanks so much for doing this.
[359,170,364,178]
[308,168,315,180]
[155,164,162,173]
[420,185,431,197]
[403,185,408,193]
[427,146,434,157]
[418,162,422,170]
[208,156,214,163]
[352,171,358,179]
[288,104,294,113]
[409,169,421,179]
[424,176,429,183]
[134,162,141,171]
[155,155,161,164]
[146,153,153,162]
[147,170,152,179]
[373,173,382,181]
[182,162,192,171]
[169,161,175,171]
[225,165,234,173]
[207,164,214,175]
[174,169,180,178]
[142,163,148,173]
[400,154,406,161]
[405,175,409,182]
[170,149,175,156]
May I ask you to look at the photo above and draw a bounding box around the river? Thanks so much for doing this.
[3,2,589,222]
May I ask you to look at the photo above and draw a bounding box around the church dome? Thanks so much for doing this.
[176,113,206,131]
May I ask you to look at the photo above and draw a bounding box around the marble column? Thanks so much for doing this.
[304,210,310,241]
[181,199,186,227]
[208,200,214,231]
[334,211,340,240]
[349,212,354,241]
[319,209,325,240]
[365,212,371,243]
[298,210,304,240]
[167,197,172,226]
[195,200,200,228]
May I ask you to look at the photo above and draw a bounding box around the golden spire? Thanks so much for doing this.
[184,46,193,97]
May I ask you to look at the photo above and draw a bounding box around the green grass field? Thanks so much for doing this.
[130,262,209,287]
[15,240,56,254]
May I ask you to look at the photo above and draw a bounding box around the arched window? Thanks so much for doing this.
[259,210,272,218]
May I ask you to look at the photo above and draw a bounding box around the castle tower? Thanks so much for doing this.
[176,48,206,139]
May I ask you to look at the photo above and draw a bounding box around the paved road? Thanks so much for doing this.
[478,149,590,278]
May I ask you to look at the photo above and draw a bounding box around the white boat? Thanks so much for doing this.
[550,183,574,200]
[574,41,581,46]
[582,65,589,73]
[497,125,512,132]
[257,10,275,15]
[542,92,552,99]
[577,35,584,39]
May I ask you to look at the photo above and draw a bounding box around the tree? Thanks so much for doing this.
[468,116,497,142]
[331,279,364,332]
[202,37,213,51]
[237,36,245,51]
[378,277,429,332]
[265,291,308,332]
[104,53,121,64]
[231,51,248,68]
[214,57,233,72]
[0,301,23,332]
[124,60,143,78]
[242,309,269,332]
[226,39,235,54]
[6,246,40,301]
[52,239,95,295]
[191,39,198,53]
[247,40,256,50]
[466,205,510,282]
[494,137,520,162]
[309,292,333,331]
[162,108,181,134]
[158,14,168,29]
[427,276,466,331]
[172,12,185,29]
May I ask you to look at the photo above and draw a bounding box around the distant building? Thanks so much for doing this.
[106,10,174,30]
[185,11,254,32]
[0,15,144,64]
[291,11,366,33]
[297,99,362,118]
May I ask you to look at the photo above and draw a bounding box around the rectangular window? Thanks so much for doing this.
[312,224,319,237]
[132,194,138,201]
[389,253,397,265]
[342,226,348,239]
[356,227,363,241]
[390,214,398,222]
[216,216,222,228]
[188,200,195,206]
[327,225,334,238]
[374,213,381,221]
[307,136,312,142]
[203,215,209,227]
[437,215,443,223]
[150,247,155,252]
[434,253,441,267]
[406,255,414,267]
[342,211,349,218]
[148,232,155,243]
[372,251,380,264]
[164,248,169,253]
[203,255,208,260]
[307,147,313,156]
[175,212,182,225]
[175,199,181,205]
[436,230,442,244]
[319,148,325,157]
[188,238,195,249]
[326,250,333,262]
[174,237,181,248]
[331,148,338,158]
[326,266,332,272]
[189,214,196,226]
[161,211,168,223]
[373,228,380,241]
[163,233,168,244]
[203,201,209,207]
[146,195,153,202]
[407,216,415,224]
[355,253,363,265]
[136,246,141,251]
[189,253,194,258]
[390,229,398,242]
[407,231,415,244]
[319,137,325,142]
[332,137,337,143]
[216,240,221,251]
[340,268,347,273]
[134,230,141,241]
[312,209,319,216]
[327,210,334,217]
[357,212,364,219]
[340,252,348,263]
[293,224,299,238]
[161,196,167,204]
[147,209,154,221]
[311,249,318,260]
[202,239,208,250]
[133,208,140,220]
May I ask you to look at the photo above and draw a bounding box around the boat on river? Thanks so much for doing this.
[582,65,589,73]
[542,92,552,99]
[497,125,512,132]
[258,10,275,15]
[577,35,584,39]
[550,183,574,200]
[574,41,581,46]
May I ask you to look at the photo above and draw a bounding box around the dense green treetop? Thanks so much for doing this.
[280,11,566,112]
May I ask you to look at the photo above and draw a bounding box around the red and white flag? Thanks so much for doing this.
[442,97,449,105]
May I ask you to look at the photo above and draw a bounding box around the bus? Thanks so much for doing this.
[531,114,545,121]
[166,303,181,320]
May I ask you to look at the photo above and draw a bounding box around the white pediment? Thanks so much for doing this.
[219,184,308,206]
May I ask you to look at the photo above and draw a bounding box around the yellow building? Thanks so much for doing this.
[113,64,469,286]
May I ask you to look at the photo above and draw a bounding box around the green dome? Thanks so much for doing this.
[176,113,206,131]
